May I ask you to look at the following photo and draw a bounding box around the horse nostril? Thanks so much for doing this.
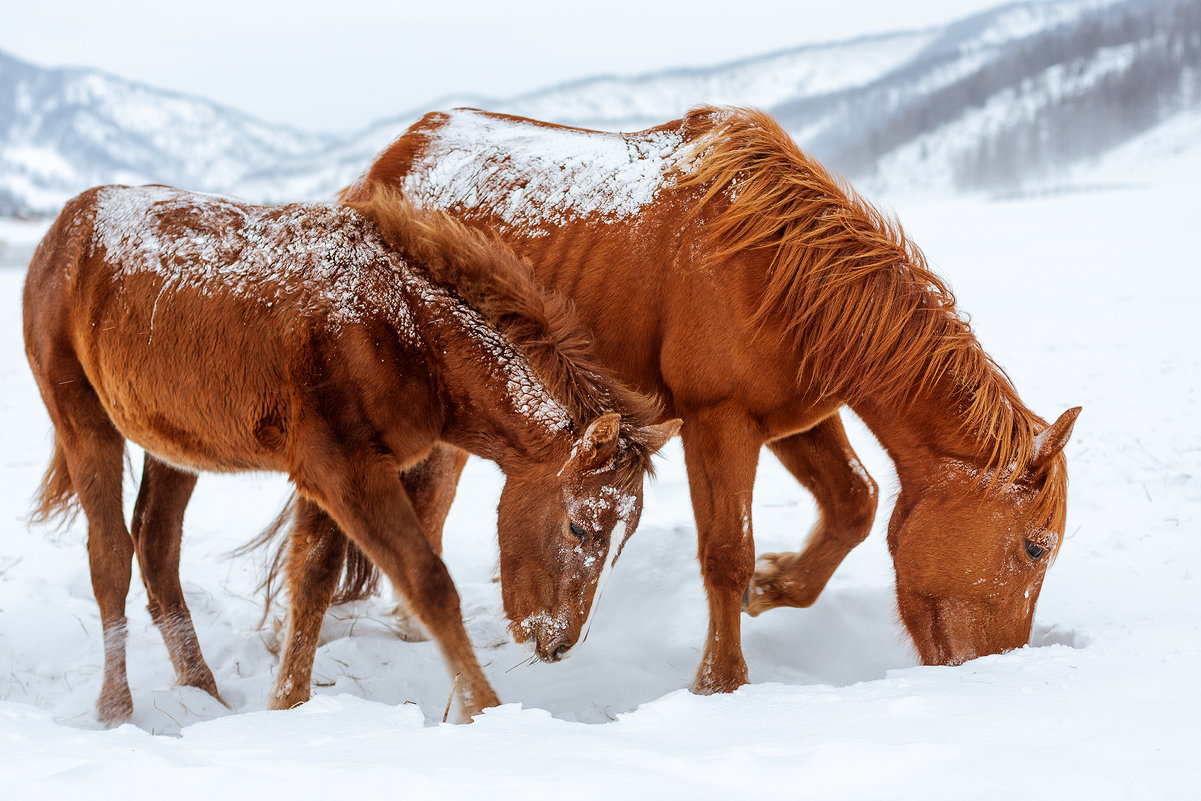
[541,638,572,662]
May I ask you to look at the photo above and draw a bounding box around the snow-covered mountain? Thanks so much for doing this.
[0,50,336,216]
[2,0,1198,216]
[785,0,1201,193]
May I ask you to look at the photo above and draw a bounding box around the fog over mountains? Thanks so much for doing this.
[1,0,1197,216]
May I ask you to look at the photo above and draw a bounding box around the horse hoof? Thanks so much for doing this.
[690,674,747,696]
[745,552,821,614]
[452,689,502,724]
[268,687,311,711]
[690,661,748,695]
[743,553,784,616]
[96,691,134,727]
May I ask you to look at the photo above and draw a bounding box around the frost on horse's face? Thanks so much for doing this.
[496,413,664,662]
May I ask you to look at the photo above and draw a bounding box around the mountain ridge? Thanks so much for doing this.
[2,0,1197,216]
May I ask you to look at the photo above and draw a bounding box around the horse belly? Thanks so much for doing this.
[82,296,291,474]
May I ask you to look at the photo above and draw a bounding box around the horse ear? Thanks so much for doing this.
[1030,406,1081,475]
[640,418,682,455]
[579,413,622,465]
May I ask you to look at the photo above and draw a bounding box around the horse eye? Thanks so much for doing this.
[1024,540,1046,560]
[569,521,588,543]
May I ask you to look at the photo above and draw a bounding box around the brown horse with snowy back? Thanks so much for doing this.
[23,184,678,724]
[337,106,1081,691]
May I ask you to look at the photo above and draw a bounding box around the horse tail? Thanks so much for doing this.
[230,493,297,628]
[333,542,381,605]
[234,493,382,628]
[31,436,79,527]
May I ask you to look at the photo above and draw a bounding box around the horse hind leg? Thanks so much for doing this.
[131,454,224,704]
[35,367,136,725]
[403,443,469,557]
[270,498,346,710]
[745,414,878,615]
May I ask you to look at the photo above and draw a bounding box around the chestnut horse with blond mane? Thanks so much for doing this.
[333,106,1081,692]
[23,184,678,724]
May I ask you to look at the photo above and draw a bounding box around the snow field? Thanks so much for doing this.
[1,176,1199,798]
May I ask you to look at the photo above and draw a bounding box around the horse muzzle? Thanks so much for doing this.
[535,634,575,663]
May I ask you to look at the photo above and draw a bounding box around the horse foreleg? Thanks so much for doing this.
[295,455,499,721]
[270,499,346,710]
[745,414,878,615]
[402,443,470,556]
[130,455,223,703]
[681,409,760,694]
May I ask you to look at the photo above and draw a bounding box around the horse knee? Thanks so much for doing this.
[403,561,463,624]
[832,466,877,545]
[699,535,756,594]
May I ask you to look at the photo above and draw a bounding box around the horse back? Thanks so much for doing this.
[353,110,819,434]
[24,186,442,475]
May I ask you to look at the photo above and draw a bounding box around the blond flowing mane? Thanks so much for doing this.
[348,184,663,478]
[677,107,1066,528]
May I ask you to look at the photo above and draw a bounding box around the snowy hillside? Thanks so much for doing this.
[828,0,1201,193]
[188,0,1201,199]
[3,0,1199,213]
[0,50,335,216]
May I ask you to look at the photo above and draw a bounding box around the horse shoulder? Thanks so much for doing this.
[287,317,445,469]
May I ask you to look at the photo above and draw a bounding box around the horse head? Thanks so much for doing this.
[887,407,1080,665]
[497,412,680,662]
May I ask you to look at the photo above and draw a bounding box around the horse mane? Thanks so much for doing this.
[346,183,662,482]
[676,106,1066,530]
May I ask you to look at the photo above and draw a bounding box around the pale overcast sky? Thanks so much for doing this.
[1,0,1037,132]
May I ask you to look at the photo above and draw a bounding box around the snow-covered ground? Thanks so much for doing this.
[1,165,1198,797]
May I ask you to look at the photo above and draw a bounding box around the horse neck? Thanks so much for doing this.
[849,366,1022,488]
[424,296,576,473]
